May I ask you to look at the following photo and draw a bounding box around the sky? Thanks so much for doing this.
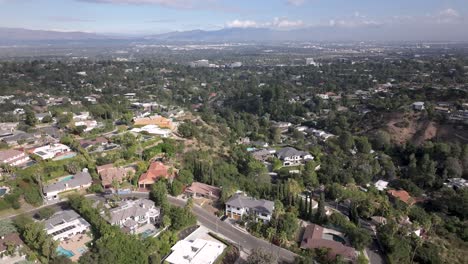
[0,0,467,36]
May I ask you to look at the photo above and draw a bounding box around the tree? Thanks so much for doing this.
[36,207,56,220]
[150,181,168,211]
[348,228,372,251]
[246,248,278,264]
[372,130,391,150]
[444,157,463,179]
[315,193,326,224]
[170,180,184,196]
[42,115,53,123]
[25,109,37,127]
[277,212,299,240]
[339,132,355,151]
[355,136,372,154]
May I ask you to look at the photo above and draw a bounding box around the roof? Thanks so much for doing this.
[276,147,310,159]
[107,199,160,224]
[138,161,173,185]
[387,190,415,205]
[79,137,108,148]
[44,210,83,230]
[226,194,274,215]
[185,182,221,199]
[43,171,92,194]
[0,149,24,162]
[301,224,356,261]
[0,232,23,252]
[166,238,226,264]
[97,164,130,187]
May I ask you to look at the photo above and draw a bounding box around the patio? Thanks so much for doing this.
[58,232,92,262]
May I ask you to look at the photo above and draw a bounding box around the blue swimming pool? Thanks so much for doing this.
[53,153,77,161]
[0,188,7,197]
[60,175,74,182]
[141,229,155,238]
[57,246,75,258]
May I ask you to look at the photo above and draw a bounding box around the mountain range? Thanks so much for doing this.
[1,25,467,45]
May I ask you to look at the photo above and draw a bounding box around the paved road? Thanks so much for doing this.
[116,193,297,263]
[167,196,297,263]
[9,193,296,263]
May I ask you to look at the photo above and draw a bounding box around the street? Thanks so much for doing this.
[0,192,297,263]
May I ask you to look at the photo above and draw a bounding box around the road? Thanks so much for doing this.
[117,193,297,263]
[1,193,297,263]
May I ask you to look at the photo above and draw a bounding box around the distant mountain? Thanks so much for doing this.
[1,25,467,45]
[0,27,108,42]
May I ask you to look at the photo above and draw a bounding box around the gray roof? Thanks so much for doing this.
[2,132,35,143]
[276,147,310,160]
[226,194,274,215]
[43,171,92,194]
[107,199,160,224]
[44,210,83,230]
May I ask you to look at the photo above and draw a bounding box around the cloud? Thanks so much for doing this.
[226,17,304,29]
[48,16,95,22]
[77,0,216,9]
[287,0,305,6]
[145,19,175,23]
[226,19,258,28]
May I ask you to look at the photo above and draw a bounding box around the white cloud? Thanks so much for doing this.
[77,0,216,9]
[226,17,304,29]
[271,17,304,28]
[226,19,258,28]
[287,0,305,6]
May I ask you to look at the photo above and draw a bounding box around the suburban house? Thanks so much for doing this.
[31,143,71,160]
[130,125,172,138]
[184,182,221,201]
[165,238,226,264]
[133,115,175,130]
[2,132,35,146]
[251,149,276,162]
[0,232,24,259]
[138,161,175,189]
[276,147,313,166]
[97,164,134,189]
[387,189,415,206]
[225,194,275,222]
[42,170,93,201]
[0,149,31,167]
[79,137,108,149]
[374,180,389,191]
[444,178,468,189]
[301,224,357,262]
[412,102,425,111]
[105,199,160,234]
[44,210,90,241]
[74,120,98,132]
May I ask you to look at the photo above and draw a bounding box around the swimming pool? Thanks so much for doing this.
[325,233,346,244]
[140,229,155,238]
[53,153,77,161]
[57,246,75,258]
[0,188,7,197]
[60,175,74,182]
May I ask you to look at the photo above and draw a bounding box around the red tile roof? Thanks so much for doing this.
[301,224,357,261]
[138,161,173,185]
[387,190,415,205]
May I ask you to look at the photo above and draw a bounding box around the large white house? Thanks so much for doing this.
[43,170,92,201]
[44,210,90,241]
[275,147,313,166]
[32,143,71,160]
[225,194,274,222]
[165,238,226,264]
[105,199,160,233]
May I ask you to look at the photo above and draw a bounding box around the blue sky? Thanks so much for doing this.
[0,0,467,34]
